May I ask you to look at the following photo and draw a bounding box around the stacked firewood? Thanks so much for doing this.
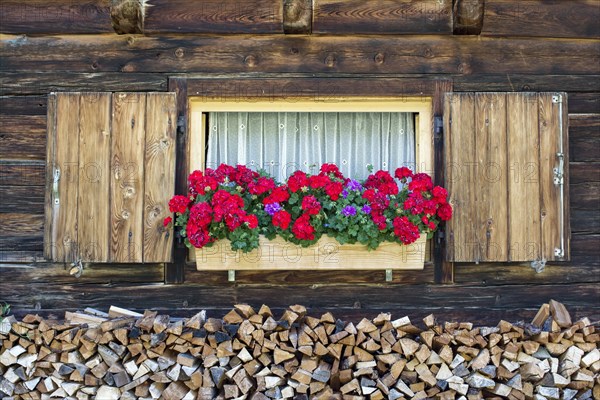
[0,301,598,399]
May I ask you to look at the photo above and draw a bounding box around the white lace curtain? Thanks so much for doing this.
[206,112,415,182]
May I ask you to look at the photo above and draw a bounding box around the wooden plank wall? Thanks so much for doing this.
[0,0,598,321]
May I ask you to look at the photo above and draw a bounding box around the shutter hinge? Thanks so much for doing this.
[434,116,443,137]
[553,152,564,186]
[552,94,563,104]
[52,168,61,206]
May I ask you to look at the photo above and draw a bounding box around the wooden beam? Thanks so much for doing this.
[283,0,312,34]
[2,35,598,76]
[453,0,484,35]
[313,0,452,34]
[110,0,144,34]
[433,80,454,283]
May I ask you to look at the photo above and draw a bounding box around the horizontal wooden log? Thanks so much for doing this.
[569,162,599,186]
[0,160,45,186]
[0,0,112,34]
[0,262,164,284]
[569,114,600,162]
[0,72,167,95]
[283,0,312,34]
[186,263,435,285]
[2,282,598,324]
[0,250,43,263]
[454,75,600,92]
[482,0,600,38]
[0,235,42,251]
[0,115,45,135]
[570,234,600,266]
[569,93,600,114]
[2,35,598,75]
[313,0,452,34]
[145,0,283,34]
[0,213,43,236]
[0,96,47,115]
[0,185,44,213]
[571,209,600,235]
[0,130,46,160]
[188,76,445,98]
[453,0,485,35]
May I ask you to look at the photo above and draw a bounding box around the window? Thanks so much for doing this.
[190,98,434,181]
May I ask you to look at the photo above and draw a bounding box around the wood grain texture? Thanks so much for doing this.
[569,93,600,114]
[0,185,44,213]
[110,93,145,263]
[445,93,477,261]
[50,93,80,263]
[2,281,598,326]
[0,115,46,160]
[283,0,312,34]
[482,0,600,38]
[539,93,570,261]
[0,160,45,186]
[0,213,43,236]
[313,0,451,34]
[143,93,176,262]
[2,35,598,75]
[0,72,167,96]
[0,96,47,115]
[475,93,508,261]
[110,0,143,34]
[196,235,427,271]
[454,75,600,93]
[42,95,56,261]
[78,93,111,262]
[453,0,485,35]
[0,0,112,34]
[507,93,541,261]
[144,0,283,34]
[569,114,600,162]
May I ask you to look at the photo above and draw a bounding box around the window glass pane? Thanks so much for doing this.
[207,112,415,182]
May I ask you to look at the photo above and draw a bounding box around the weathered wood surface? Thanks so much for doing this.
[2,35,598,75]
[0,161,45,186]
[454,75,600,93]
[569,93,600,114]
[482,0,600,38]
[110,93,145,263]
[446,93,568,262]
[569,114,600,162]
[453,0,485,35]
[313,0,452,34]
[2,281,598,324]
[110,0,144,34]
[0,0,112,34]
[143,93,176,262]
[0,115,46,160]
[283,0,312,34]
[0,96,47,115]
[0,72,167,95]
[145,0,283,34]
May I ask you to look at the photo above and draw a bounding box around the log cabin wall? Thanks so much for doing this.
[0,0,598,323]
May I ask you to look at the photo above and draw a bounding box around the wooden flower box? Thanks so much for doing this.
[195,234,426,271]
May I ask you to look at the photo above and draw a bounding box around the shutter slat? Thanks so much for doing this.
[507,93,541,261]
[445,92,569,263]
[78,93,111,262]
[143,93,176,262]
[110,93,146,263]
[475,93,508,261]
[446,93,478,262]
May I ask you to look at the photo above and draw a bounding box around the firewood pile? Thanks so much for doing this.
[0,301,598,399]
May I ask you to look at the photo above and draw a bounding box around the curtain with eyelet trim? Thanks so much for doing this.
[206,112,415,182]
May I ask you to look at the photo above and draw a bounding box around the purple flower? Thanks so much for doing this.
[342,205,357,217]
[342,189,349,199]
[264,202,281,216]
[346,180,363,191]
[361,205,372,214]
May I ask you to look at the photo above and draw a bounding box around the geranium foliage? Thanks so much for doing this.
[166,164,452,252]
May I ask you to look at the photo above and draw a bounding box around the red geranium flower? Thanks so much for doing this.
[365,170,398,196]
[249,176,276,196]
[320,163,344,179]
[324,181,344,201]
[263,186,290,205]
[292,213,315,240]
[244,214,259,229]
[288,171,309,192]
[437,203,453,221]
[309,174,330,189]
[169,195,191,214]
[393,216,420,245]
[408,173,433,193]
[432,186,448,204]
[272,210,291,230]
[395,167,413,180]
[163,216,172,227]
[301,195,321,215]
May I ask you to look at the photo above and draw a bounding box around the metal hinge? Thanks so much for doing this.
[177,115,186,135]
[52,168,61,206]
[553,152,564,185]
[552,94,563,104]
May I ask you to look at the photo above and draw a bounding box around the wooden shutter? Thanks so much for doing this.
[444,93,569,262]
[44,92,176,263]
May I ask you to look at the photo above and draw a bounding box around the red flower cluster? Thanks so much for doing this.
[188,170,218,196]
[248,176,276,196]
[288,171,309,192]
[292,214,315,241]
[272,210,291,230]
[363,189,391,230]
[263,186,290,205]
[187,202,214,248]
[169,195,190,214]
[395,167,413,180]
[324,181,344,201]
[320,163,344,179]
[365,170,399,196]
[301,195,321,215]
[393,216,421,245]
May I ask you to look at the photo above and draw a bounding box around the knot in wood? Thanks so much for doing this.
[374,53,385,65]
[175,48,185,58]
[121,210,131,219]
[423,48,434,58]
[325,54,337,68]
[244,55,257,67]
[123,186,136,198]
